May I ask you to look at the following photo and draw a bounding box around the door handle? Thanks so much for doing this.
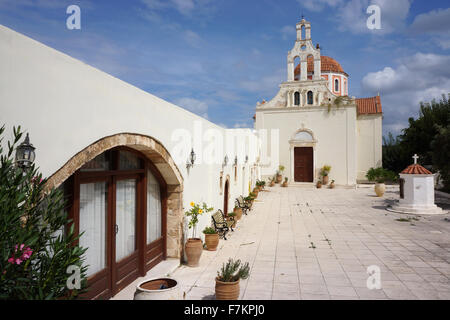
[115,224,119,235]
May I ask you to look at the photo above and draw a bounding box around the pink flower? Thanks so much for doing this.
[15,259,22,265]
[8,258,14,264]
[20,244,25,251]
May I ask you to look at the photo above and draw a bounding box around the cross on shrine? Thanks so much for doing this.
[413,154,419,164]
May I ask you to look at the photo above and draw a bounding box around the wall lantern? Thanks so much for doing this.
[245,155,249,163]
[186,148,196,170]
[15,133,36,169]
[234,156,238,167]
[223,155,229,168]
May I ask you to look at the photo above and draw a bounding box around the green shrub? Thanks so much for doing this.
[366,167,398,183]
[203,227,217,235]
[217,259,250,282]
[0,125,88,299]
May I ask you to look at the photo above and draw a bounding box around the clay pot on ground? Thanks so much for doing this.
[204,234,219,251]
[276,174,282,184]
[234,207,243,221]
[253,189,259,197]
[375,183,386,197]
[134,278,182,300]
[316,181,322,189]
[215,278,240,300]
[282,181,288,188]
[329,181,335,189]
[185,238,203,267]
[269,181,275,187]
[322,175,329,185]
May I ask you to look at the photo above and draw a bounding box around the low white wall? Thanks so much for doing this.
[0,25,257,242]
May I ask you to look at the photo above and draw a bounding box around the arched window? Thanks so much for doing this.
[294,131,314,141]
[335,79,339,92]
[307,91,313,105]
[294,57,300,81]
[294,92,300,106]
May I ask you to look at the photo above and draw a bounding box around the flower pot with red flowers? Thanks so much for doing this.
[185,202,213,267]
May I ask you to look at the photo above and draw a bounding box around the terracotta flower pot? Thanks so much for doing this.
[215,278,240,300]
[375,183,386,197]
[329,182,335,189]
[316,181,322,189]
[270,181,275,187]
[282,182,288,188]
[276,174,282,183]
[234,208,243,221]
[204,234,219,251]
[185,238,203,267]
[322,176,329,185]
[253,189,259,197]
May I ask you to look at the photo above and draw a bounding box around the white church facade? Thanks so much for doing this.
[255,18,383,186]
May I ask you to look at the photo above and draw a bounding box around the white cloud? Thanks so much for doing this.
[299,0,343,12]
[240,69,284,95]
[140,0,214,18]
[362,52,450,135]
[184,30,203,48]
[298,0,411,35]
[410,8,450,50]
[281,25,296,40]
[410,8,450,34]
[174,97,209,117]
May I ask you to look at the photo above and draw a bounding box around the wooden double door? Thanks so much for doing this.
[294,147,314,183]
[67,148,167,300]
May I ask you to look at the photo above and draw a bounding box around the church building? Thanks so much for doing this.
[255,18,383,186]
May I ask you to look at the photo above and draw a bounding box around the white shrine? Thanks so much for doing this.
[389,155,444,215]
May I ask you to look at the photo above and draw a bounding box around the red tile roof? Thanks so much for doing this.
[356,96,382,115]
[294,56,348,76]
[401,164,432,175]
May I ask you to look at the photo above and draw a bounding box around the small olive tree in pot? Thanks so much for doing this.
[215,259,250,300]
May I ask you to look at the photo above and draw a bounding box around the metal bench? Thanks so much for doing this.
[211,210,235,240]
[235,196,250,215]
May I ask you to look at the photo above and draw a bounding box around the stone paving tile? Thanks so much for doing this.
[165,187,450,300]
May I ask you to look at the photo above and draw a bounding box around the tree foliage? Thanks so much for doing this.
[382,94,450,191]
[0,125,88,299]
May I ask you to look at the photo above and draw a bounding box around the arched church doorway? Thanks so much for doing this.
[47,133,184,300]
[294,147,314,182]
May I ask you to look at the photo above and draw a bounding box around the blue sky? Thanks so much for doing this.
[1,0,449,136]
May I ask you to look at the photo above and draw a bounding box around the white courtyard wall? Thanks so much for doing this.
[0,25,258,243]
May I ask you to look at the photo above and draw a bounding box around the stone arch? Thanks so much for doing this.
[46,133,184,259]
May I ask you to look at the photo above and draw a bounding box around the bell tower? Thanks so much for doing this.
[287,17,321,82]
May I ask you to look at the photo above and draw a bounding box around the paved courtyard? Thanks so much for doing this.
[172,185,450,300]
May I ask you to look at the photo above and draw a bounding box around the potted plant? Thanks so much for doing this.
[276,165,285,183]
[269,177,276,187]
[366,168,398,197]
[233,206,243,221]
[203,227,219,251]
[215,259,250,300]
[244,195,254,209]
[282,177,288,188]
[185,202,213,267]
[252,187,259,197]
[329,180,335,189]
[320,165,331,185]
[316,180,322,189]
[227,212,237,228]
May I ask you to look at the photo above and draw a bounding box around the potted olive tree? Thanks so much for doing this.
[215,259,250,300]
[282,177,288,188]
[320,165,331,185]
[203,227,219,251]
[366,168,397,197]
[269,177,276,187]
[185,202,213,267]
[276,165,285,183]
[233,206,243,221]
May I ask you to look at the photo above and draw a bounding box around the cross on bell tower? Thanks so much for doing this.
[412,154,419,164]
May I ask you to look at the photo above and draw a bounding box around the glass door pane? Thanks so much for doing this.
[79,182,108,277]
[115,179,136,261]
[147,170,161,244]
